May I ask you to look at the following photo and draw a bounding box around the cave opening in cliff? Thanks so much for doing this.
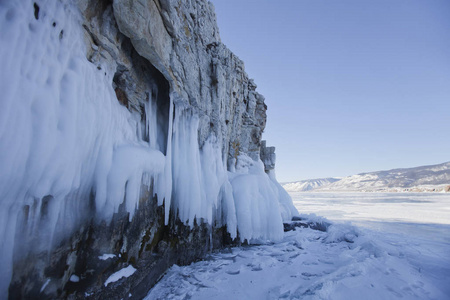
[112,38,171,155]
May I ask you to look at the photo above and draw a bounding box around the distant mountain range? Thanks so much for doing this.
[282,162,450,193]
[282,178,340,192]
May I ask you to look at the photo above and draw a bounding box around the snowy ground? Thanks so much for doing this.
[146,193,450,299]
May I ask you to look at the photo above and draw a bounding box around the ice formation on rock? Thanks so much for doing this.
[0,0,298,296]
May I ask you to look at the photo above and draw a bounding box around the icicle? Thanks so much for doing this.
[209,230,213,252]
[163,92,174,225]
[0,207,18,296]
[145,90,158,149]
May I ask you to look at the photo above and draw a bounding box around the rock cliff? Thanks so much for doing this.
[0,0,298,298]
[80,0,267,163]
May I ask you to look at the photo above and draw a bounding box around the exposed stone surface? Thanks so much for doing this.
[111,0,267,162]
[260,140,276,172]
[77,0,268,163]
[284,216,331,233]
[10,184,231,299]
[8,0,275,298]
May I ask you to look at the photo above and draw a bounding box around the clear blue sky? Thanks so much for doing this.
[211,0,450,182]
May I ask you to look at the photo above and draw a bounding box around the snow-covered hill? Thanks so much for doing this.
[283,162,450,192]
[282,178,340,192]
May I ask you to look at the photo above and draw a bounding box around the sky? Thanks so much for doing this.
[210,0,450,182]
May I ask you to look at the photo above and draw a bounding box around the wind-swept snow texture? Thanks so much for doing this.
[0,0,297,295]
[147,216,450,300]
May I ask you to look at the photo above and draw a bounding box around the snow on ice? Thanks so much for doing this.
[147,214,450,300]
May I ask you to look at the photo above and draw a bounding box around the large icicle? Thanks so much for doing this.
[145,90,158,150]
[160,92,175,225]
[228,155,285,242]
[169,105,236,230]
[171,106,205,226]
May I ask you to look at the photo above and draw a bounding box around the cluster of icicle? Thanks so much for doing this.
[0,0,298,295]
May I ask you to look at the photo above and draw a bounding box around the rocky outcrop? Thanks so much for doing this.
[0,0,296,298]
[260,140,276,172]
[9,186,231,299]
[80,0,267,162]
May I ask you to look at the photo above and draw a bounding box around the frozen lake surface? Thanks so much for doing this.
[291,192,450,244]
[148,193,450,299]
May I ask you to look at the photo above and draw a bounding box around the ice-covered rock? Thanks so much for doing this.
[0,0,298,298]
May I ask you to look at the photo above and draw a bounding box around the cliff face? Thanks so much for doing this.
[80,0,267,163]
[0,0,297,298]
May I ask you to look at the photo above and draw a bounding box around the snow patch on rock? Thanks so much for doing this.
[104,265,136,287]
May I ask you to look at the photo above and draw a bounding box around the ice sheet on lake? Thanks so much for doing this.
[147,193,450,299]
[290,192,450,232]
